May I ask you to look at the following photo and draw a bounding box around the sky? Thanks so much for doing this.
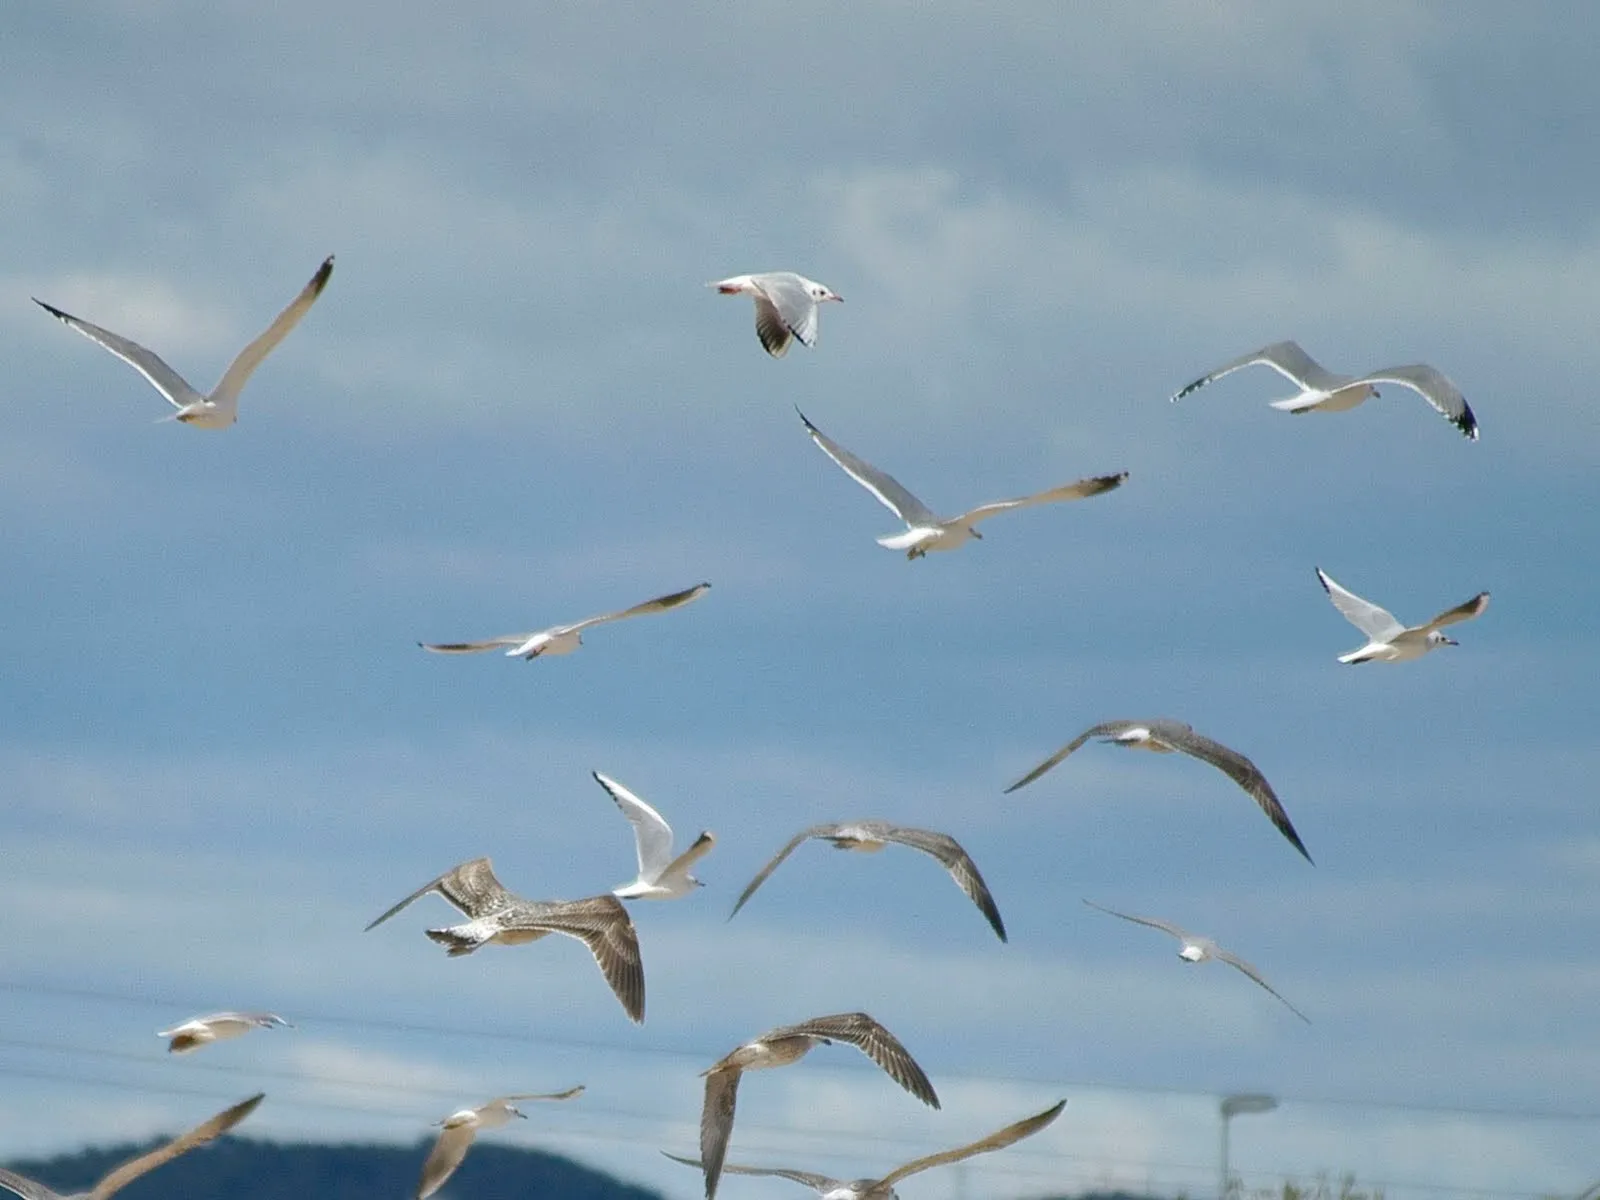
[1,3,1597,1198]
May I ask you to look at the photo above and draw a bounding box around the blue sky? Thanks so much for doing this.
[2,4,1597,1198]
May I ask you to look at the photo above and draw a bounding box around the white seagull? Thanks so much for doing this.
[158,1011,293,1054]
[729,820,1007,942]
[1005,718,1312,864]
[592,771,715,900]
[1170,339,1478,440]
[415,1087,584,1200]
[1316,567,1489,664]
[709,272,842,358]
[419,582,710,661]
[1085,899,1309,1022]
[696,1013,939,1200]
[664,1099,1065,1200]
[33,256,334,428]
[0,1093,264,1199]
[798,409,1127,559]
[365,857,646,1024]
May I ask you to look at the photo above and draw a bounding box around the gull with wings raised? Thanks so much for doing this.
[592,771,715,900]
[1316,567,1488,664]
[415,1087,584,1200]
[419,582,709,661]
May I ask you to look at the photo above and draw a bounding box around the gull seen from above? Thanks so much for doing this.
[694,1012,940,1200]
[365,857,646,1024]
[419,582,710,661]
[415,1087,585,1200]
[33,256,334,428]
[0,1093,264,1200]
[798,408,1127,559]
[1170,338,1478,440]
[728,820,1007,942]
[1005,718,1313,864]
[1085,899,1310,1023]
[158,1011,293,1054]
[709,272,842,358]
[1316,567,1489,664]
[592,771,715,900]
[664,1098,1066,1199]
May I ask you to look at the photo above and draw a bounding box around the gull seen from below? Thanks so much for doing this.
[419,582,710,661]
[1085,899,1310,1022]
[158,1011,293,1054]
[1006,718,1313,864]
[695,1012,940,1200]
[798,409,1127,559]
[592,771,715,900]
[729,820,1007,942]
[415,1087,585,1200]
[0,1093,264,1199]
[365,857,646,1024]
[664,1098,1066,1199]
[33,256,334,428]
[1170,338,1478,440]
[709,271,842,358]
[1316,567,1489,664]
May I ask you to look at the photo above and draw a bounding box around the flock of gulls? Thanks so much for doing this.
[11,261,1487,1200]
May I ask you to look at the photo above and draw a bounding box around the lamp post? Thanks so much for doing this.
[1218,1093,1278,1200]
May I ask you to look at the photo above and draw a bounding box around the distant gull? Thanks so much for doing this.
[419,582,710,661]
[415,1087,584,1200]
[366,857,646,1023]
[696,1012,939,1200]
[1316,567,1489,664]
[1170,339,1478,440]
[1005,719,1312,864]
[798,409,1127,559]
[664,1098,1065,1199]
[709,272,842,358]
[33,256,334,428]
[158,1011,292,1054]
[592,771,715,900]
[1085,899,1309,1022]
[729,820,1007,942]
[0,1092,264,1199]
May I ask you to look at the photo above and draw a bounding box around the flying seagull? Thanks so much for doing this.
[709,272,842,358]
[0,1093,264,1199]
[1170,339,1477,440]
[664,1098,1065,1199]
[1085,899,1309,1022]
[158,1011,293,1054]
[1005,719,1312,864]
[365,857,646,1023]
[419,582,710,660]
[592,771,715,900]
[729,820,1007,942]
[415,1087,584,1200]
[697,1013,939,1200]
[33,256,334,428]
[1316,567,1489,664]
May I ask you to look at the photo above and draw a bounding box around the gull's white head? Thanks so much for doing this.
[1428,631,1458,648]
[807,280,843,304]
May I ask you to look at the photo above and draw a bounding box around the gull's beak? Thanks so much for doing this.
[1443,636,1459,646]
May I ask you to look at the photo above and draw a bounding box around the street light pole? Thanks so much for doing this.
[1218,1093,1278,1200]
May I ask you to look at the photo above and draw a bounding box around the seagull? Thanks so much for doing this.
[697,1013,939,1200]
[415,1087,584,1200]
[664,1098,1065,1199]
[798,409,1127,559]
[1005,719,1312,864]
[365,857,646,1024]
[1084,900,1309,1023]
[33,257,334,428]
[709,272,842,358]
[158,1011,293,1054]
[592,771,715,900]
[0,1093,264,1199]
[729,820,1006,942]
[419,582,710,660]
[1170,339,1478,440]
[1316,567,1489,664]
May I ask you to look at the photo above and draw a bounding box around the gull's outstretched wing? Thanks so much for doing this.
[416,1120,477,1200]
[1003,720,1134,794]
[728,825,840,919]
[1420,591,1490,633]
[211,256,334,404]
[501,1086,586,1103]
[757,274,822,352]
[880,1099,1067,1187]
[764,1013,939,1108]
[0,1169,62,1200]
[365,857,515,930]
[661,1152,839,1196]
[1358,363,1478,440]
[593,772,675,880]
[33,299,204,410]
[417,634,532,655]
[797,409,936,527]
[1171,340,1344,402]
[89,1093,265,1199]
[1211,946,1312,1023]
[1082,898,1193,941]
[499,894,645,1023]
[698,1067,743,1199]
[562,582,712,634]
[1315,568,1405,641]
[954,472,1127,528]
[882,826,1007,942]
